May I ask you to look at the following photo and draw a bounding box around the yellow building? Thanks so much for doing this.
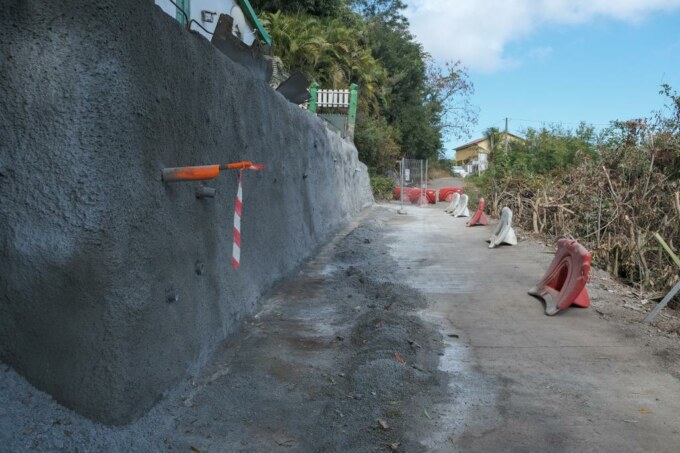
[454,132,524,167]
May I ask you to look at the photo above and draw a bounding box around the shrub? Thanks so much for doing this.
[370,175,395,200]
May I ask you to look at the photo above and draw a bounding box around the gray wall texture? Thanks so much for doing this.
[0,0,372,424]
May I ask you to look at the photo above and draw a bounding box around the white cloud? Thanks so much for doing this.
[405,0,680,72]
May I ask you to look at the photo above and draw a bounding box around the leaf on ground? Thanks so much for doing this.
[394,353,406,365]
[639,407,651,414]
[423,409,432,420]
[388,442,400,451]
[622,419,638,423]
[190,447,201,453]
[377,418,389,430]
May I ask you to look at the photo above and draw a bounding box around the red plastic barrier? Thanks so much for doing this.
[426,189,437,204]
[467,198,489,227]
[438,187,464,202]
[528,239,592,316]
[394,187,401,200]
[395,188,437,204]
[407,187,421,204]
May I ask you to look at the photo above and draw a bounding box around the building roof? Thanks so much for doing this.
[454,132,524,151]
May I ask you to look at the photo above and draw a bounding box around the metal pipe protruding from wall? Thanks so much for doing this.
[162,165,220,182]
[195,186,216,199]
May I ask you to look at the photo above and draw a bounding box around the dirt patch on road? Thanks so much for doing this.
[171,210,450,452]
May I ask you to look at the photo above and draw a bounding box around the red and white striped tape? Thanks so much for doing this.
[230,163,264,269]
[232,170,243,269]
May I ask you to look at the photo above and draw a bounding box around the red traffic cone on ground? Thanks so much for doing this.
[528,239,592,316]
[467,198,489,227]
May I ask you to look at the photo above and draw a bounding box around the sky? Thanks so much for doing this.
[403,0,680,157]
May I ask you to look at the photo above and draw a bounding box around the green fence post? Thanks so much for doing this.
[347,83,358,141]
[309,82,319,113]
[176,0,190,27]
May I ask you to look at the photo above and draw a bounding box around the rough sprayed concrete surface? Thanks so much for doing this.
[0,0,371,424]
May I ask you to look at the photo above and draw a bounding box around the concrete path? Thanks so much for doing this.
[2,202,680,452]
[388,202,680,452]
[427,177,464,189]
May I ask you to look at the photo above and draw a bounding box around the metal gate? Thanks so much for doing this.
[398,158,428,207]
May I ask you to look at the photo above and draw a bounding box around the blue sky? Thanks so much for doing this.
[404,0,680,157]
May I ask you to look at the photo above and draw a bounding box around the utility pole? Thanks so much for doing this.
[504,117,509,153]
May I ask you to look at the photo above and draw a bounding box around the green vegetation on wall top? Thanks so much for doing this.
[255,0,478,174]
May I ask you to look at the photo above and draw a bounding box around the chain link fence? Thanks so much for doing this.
[397,158,428,207]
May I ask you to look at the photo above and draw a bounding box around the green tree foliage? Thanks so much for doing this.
[260,12,387,109]
[349,0,408,29]
[354,111,401,173]
[258,0,477,173]
[485,123,597,178]
[369,175,396,200]
[249,0,344,16]
[360,6,476,161]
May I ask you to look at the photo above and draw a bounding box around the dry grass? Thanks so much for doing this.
[427,166,451,180]
[484,132,680,299]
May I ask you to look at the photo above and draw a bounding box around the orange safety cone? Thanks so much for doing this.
[528,239,592,316]
[467,198,489,227]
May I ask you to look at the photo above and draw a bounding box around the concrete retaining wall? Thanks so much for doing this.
[0,0,372,424]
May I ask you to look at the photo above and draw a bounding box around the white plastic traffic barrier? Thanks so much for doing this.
[452,193,470,217]
[444,192,460,213]
[488,206,517,248]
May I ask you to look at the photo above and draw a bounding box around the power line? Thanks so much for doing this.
[507,117,611,127]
